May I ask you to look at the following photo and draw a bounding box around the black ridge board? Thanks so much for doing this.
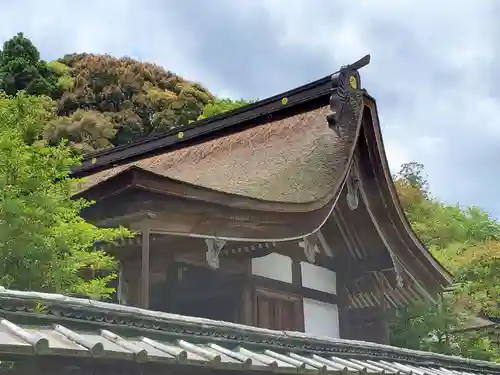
[72,74,333,177]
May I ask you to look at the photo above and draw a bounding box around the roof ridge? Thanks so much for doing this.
[72,74,334,177]
[79,55,372,167]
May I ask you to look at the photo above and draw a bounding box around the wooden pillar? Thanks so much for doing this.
[240,259,254,325]
[140,228,150,309]
[291,258,305,332]
[377,278,391,345]
[336,268,352,339]
[379,305,391,345]
[291,259,303,287]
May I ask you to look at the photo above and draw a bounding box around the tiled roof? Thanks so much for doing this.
[0,288,498,374]
[0,317,496,375]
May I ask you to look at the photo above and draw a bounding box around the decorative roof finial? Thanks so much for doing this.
[327,54,371,129]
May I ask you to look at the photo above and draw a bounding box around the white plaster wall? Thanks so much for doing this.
[251,252,292,283]
[300,262,337,294]
[303,298,339,338]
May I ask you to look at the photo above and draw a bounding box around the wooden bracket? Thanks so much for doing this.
[205,239,227,269]
[346,164,360,210]
[298,233,321,263]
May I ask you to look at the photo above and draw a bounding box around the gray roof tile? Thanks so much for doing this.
[0,287,498,374]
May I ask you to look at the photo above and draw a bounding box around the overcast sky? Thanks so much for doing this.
[1,0,499,217]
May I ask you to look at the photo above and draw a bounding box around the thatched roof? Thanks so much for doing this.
[77,105,351,203]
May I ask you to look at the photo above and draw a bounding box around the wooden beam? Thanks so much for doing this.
[140,228,151,309]
[271,244,393,277]
[272,245,334,269]
[171,278,243,301]
[252,275,337,305]
[343,255,394,280]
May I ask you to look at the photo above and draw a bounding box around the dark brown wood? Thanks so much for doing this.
[157,262,243,322]
[81,171,342,240]
[173,252,248,276]
[293,296,305,332]
[339,303,392,345]
[377,280,391,345]
[252,275,337,305]
[76,97,451,322]
[241,260,254,325]
[251,241,393,277]
[140,227,150,309]
[291,259,305,332]
[359,101,451,291]
[82,175,434,311]
[74,169,135,202]
[254,288,303,331]
[292,259,302,287]
[336,270,350,339]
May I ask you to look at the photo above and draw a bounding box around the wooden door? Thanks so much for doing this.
[254,289,303,331]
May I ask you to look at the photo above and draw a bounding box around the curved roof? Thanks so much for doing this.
[77,105,344,203]
[73,56,452,298]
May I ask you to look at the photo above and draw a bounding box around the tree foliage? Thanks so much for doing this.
[0,33,251,299]
[391,162,500,361]
[198,98,253,120]
[0,33,59,97]
[54,53,213,146]
[44,109,117,153]
[0,92,131,298]
[0,33,259,153]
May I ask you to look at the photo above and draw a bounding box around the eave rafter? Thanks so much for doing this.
[359,190,405,288]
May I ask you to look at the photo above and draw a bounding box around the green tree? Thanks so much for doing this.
[54,53,214,145]
[390,292,462,354]
[0,92,131,298]
[391,162,500,361]
[0,33,58,96]
[47,60,75,94]
[435,241,500,318]
[198,98,253,120]
[394,161,429,193]
[44,109,117,153]
[0,35,256,150]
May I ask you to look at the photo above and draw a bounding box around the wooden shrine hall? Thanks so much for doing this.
[72,55,452,345]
